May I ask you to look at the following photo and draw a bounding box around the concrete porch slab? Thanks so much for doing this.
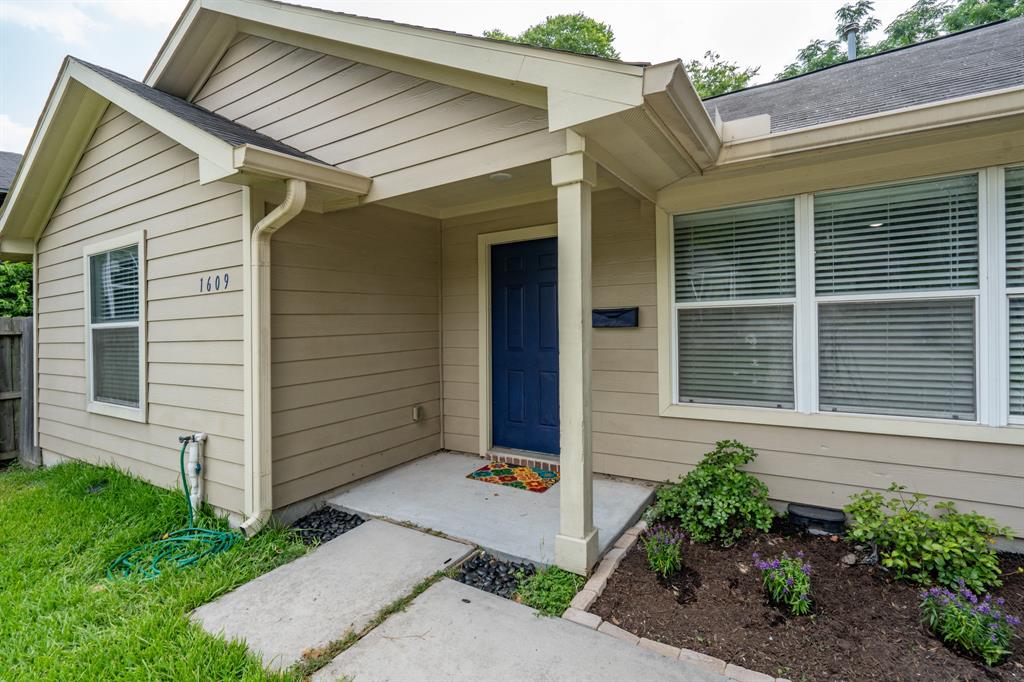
[326,451,655,566]
[312,578,724,682]
[191,520,472,671]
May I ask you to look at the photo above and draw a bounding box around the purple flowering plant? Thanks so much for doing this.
[753,551,812,616]
[642,524,686,578]
[920,581,1020,665]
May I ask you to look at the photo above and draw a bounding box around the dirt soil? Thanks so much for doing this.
[591,525,1024,682]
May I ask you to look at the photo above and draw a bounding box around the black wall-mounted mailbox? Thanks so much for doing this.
[592,307,639,328]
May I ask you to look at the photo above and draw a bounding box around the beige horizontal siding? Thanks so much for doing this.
[191,34,548,182]
[269,204,442,507]
[440,188,1024,536]
[35,106,246,513]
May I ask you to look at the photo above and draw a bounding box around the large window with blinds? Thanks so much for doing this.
[1008,167,1024,420]
[814,175,979,421]
[83,233,146,421]
[670,165,1022,429]
[672,200,795,408]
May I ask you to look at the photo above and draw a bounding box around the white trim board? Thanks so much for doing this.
[82,230,148,423]
[476,224,558,458]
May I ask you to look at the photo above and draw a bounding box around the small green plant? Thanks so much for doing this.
[845,483,1011,592]
[753,551,812,616]
[642,524,685,578]
[515,566,584,616]
[0,260,32,317]
[650,440,774,546]
[920,583,1020,666]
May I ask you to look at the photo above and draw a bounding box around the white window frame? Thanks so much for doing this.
[1003,165,1024,425]
[655,165,1021,445]
[83,231,147,423]
[669,197,798,410]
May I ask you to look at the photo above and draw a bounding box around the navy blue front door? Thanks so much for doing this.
[491,237,559,455]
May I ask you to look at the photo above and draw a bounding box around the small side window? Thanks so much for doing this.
[84,234,145,421]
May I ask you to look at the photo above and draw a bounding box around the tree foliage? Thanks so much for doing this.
[685,51,760,98]
[483,13,620,59]
[0,260,32,317]
[778,0,1024,79]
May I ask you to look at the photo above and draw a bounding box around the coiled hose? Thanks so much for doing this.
[108,439,239,580]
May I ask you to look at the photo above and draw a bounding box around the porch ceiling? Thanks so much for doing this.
[377,160,622,220]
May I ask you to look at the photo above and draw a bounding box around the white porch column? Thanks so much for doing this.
[552,140,598,575]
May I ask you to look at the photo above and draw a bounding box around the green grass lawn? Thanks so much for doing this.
[0,461,309,681]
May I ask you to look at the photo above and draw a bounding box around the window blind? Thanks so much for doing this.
[678,306,794,409]
[815,175,979,295]
[818,299,976,420]
[674,200,795,301]
[1011,298,1023,418]
[92,327,139,407]
[90,245,139,323]
[1007,167,1024,288]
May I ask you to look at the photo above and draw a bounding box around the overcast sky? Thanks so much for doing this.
[0,0,913,154]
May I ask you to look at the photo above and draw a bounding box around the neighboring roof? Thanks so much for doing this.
[704,18,1024,133]
[75,59,321,163]
[0,152,21,192]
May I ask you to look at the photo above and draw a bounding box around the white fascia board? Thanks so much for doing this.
[0,62,108,243]
[717,85,1024,166]
[144,0,203,87]
[0,238,34,261]
[148,0,645,110]
[642,61,721,170]
[232,145,371,196]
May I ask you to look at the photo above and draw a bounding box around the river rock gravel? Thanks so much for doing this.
[291,506,365,545]
[455,552,536,600]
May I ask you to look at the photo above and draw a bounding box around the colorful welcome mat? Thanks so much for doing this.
[467,461,559,493]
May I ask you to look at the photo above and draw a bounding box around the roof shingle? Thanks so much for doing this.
[75,59,322,163]
[703,18,1024,133]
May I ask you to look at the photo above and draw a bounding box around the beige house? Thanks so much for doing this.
[0,0,1021,573]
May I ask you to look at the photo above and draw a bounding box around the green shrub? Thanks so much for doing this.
[650,440,774,546]
[515,566,584,616]
[845,483,1011,592]
[0,260,32,317]
[642,524,685,578]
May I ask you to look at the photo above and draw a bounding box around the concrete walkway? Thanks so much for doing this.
[327,451,654,565]
[191,520,472,671]
[313,578,725,682]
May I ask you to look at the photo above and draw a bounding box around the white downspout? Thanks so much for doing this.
[240,178,307,537]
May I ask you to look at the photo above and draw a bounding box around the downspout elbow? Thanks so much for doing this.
[253,178,308,241]
[241,178,307,538]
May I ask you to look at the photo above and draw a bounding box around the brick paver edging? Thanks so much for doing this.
[561,520,791,682]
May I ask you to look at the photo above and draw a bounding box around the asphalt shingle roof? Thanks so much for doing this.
[75,59,321,163]
[703,18,1024,133]
[0,151,22,192]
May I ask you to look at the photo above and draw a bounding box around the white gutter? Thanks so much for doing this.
[716,85,1024,166]
[240,178,307,537]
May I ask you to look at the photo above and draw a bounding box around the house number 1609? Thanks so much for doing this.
[199,273,230,292]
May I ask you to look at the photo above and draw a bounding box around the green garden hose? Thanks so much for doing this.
[107,439,239,580]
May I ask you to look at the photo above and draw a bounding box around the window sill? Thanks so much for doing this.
[658,402,1022,445]
[87,400,147,423]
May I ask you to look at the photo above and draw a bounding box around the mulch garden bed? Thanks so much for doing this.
[290,506,364,545]
[592,522,1024,681]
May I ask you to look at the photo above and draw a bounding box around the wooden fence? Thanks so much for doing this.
[0,316,38,466]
